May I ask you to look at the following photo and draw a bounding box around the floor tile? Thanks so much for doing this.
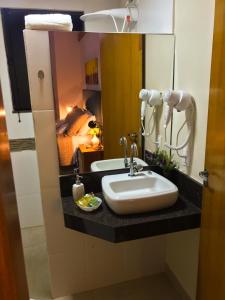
[30,273,180,300]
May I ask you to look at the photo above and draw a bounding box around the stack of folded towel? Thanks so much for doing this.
[25,14,73,31]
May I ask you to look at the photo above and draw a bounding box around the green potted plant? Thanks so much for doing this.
[147,149,178,177]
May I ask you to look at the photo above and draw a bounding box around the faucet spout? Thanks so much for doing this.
[119,136,129,167]
[129,142,138,176]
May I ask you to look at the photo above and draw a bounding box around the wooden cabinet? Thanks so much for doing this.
[78,144,104,173]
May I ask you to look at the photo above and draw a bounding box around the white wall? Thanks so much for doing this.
[144,35,174,153]
[166,1,215,300]
[120,0,174,33]
[166,230,200,300]
[0,0,121,228]
[172,0,215,182]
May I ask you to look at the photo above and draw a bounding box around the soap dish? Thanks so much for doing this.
[75,194,102,212]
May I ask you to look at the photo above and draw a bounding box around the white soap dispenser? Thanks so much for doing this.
[72,169,85,201]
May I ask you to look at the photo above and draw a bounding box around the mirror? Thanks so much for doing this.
[48,32,174,174]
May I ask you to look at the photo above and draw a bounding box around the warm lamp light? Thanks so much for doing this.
[66,106,73,113]
[88,120,103,149]
[0,109,6,117]
[88,128,100,149]
[91,135,100,148]
[88,127,100,136]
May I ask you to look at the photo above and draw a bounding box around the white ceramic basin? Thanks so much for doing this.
[91,157,148,172]
[102,171,178,215]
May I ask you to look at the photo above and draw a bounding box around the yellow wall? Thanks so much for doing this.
[101,33,142,158]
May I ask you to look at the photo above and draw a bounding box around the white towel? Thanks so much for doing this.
[25,14,73,31]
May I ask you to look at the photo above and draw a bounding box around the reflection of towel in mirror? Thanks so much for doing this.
[25,14,73,31]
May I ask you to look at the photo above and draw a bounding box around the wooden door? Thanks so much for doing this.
[0,85,29,299]
[100,33,142,159]
[197,1,225,299]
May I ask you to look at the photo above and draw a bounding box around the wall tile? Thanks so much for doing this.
[10,150,41,196]
[21,226,46,248]
[48,251,87,298]
[40,185,86,255]
[32,110,59,189]
[17,193,44,228]
[84,236,125,290]
[122,236,166,280]
[10,150,44,227]
[23,29,54,111]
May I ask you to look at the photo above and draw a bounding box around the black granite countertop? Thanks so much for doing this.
[60,160,202,243]
[62,192,201,243]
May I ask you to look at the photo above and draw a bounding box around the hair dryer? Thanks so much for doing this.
[139,89,162,119]
[163,90,195,166]
[164,91,194,150]
[139,89,162,137]
[163,90,181,129]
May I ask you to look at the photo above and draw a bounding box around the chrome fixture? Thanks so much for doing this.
[129,142,143,176]
[119,136,129,168]
[199,169,209,187]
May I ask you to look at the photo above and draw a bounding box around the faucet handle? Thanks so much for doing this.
[119,136,127,145]
[128,132,138,143]
[130,142,138,157]
[134,164,143,173]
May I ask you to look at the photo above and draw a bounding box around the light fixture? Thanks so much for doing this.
[88,121,103,149]
[0,109,6,117]
[66,106,73,113]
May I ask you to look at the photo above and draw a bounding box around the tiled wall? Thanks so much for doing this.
[10,150,44,228]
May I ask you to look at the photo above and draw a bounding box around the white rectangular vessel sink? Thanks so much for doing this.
[91,157,148,172]
[102,171,178,215]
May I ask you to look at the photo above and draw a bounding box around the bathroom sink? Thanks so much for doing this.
[91,157,148,172]
[102,171,178,215]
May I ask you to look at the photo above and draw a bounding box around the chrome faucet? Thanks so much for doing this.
[119,136,129,168]
[129,142,143,176]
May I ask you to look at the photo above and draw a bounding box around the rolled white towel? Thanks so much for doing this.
[25,14,73,31]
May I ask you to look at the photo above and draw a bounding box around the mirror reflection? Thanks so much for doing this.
[49,32,174,174]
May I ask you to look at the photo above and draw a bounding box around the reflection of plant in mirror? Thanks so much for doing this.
[148,149,178,176]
